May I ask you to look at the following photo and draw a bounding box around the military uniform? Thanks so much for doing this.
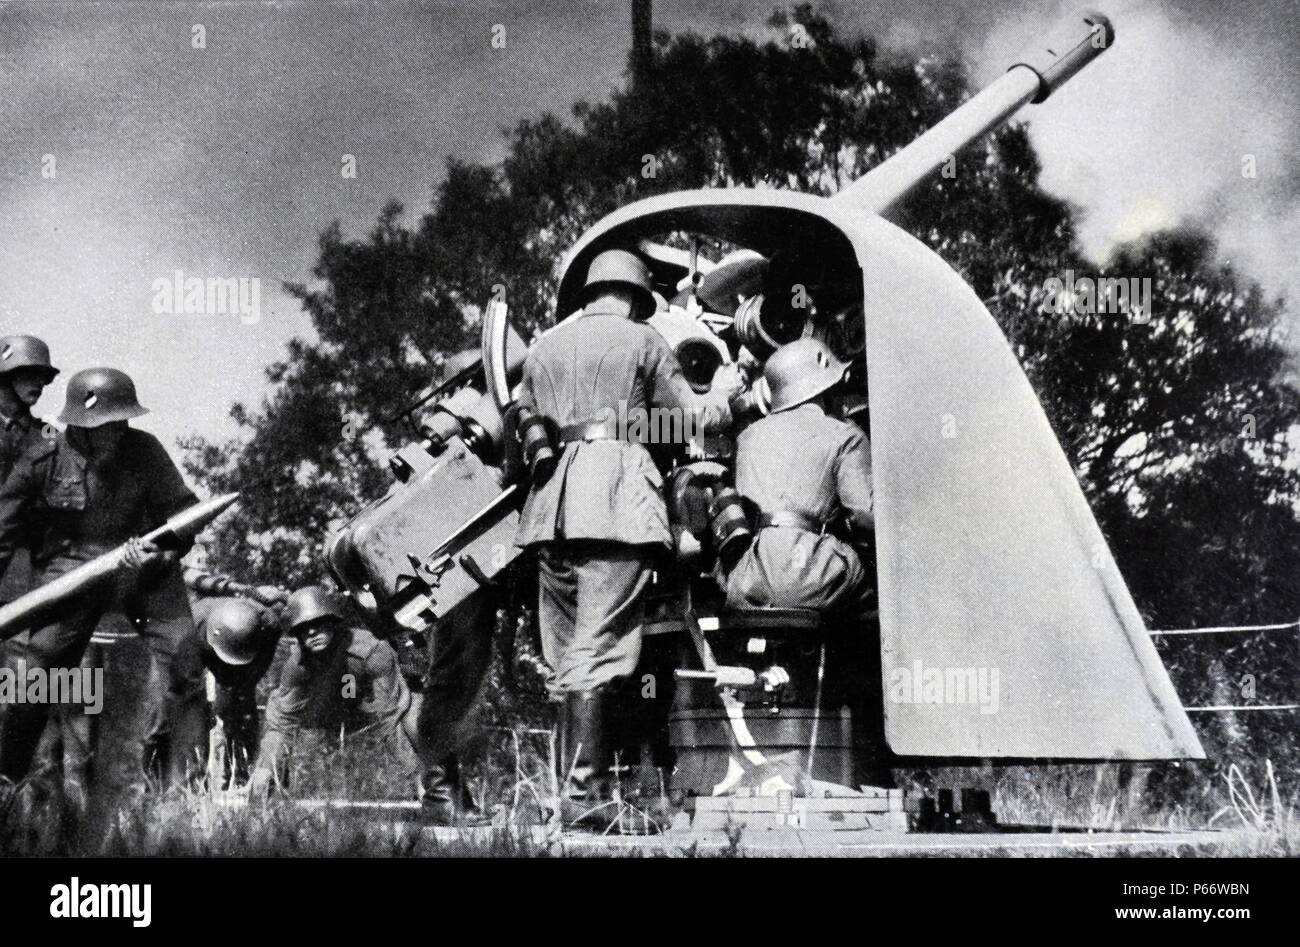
[0,335,92,800]
[182,595,278,788]
[418,595,493,763]
[517,311,730,692]
[516,248,739,822]
[0,428,208,784]
[30,641,103,809]
[0,411,46,602]
[0,412,46,771]
[254,624,414,787]
[725,402,874,613]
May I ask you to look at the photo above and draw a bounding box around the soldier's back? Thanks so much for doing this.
[525,314,658,425]
[735,403,862,522]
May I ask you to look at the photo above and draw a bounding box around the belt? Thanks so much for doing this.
[756,510,823,534]
[557,420,621,444]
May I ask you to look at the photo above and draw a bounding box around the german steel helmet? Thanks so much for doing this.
[0,335,59,380]
[579,249,656,319]
[764,338,849,413]
[57,367,148,427]
[283,585,346,632]
[206,598,267,666]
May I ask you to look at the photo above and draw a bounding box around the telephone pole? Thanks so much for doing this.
[631,0,652,85]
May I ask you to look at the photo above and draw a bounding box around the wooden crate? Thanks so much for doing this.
[689,789,908,832]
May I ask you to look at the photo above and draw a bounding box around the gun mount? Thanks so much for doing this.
[326,11,1199,804]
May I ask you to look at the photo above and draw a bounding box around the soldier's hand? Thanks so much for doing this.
[252,585,290,608]
[121,537,165,571]
[758,665,791,692]
[711,362,746,402]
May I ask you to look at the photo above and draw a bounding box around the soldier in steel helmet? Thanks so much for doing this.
[170,552,288,787]
[0,336,59,606]
[0,367,209,789]
[0,336,61,804]
[724,338,875,615]
[180,594,282,789]
[515,247,742,825]
[248,586,481,822]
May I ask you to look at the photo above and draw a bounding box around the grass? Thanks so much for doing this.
[5,733,1298,857]
[5,637,1296,856]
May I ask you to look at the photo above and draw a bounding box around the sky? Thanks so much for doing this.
[0,0,1296,451]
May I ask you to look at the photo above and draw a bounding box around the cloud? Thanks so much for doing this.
[972,0,1300,312]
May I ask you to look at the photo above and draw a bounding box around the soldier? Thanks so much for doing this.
[414,599,492,826]
[0,335,58,604]
[182,595,280,789]
[724,338,875,615]
[138,566,286,789]
[0,368,208,789]
[248,586,479,822]
[515,247,740,823]
[0,336,61,803]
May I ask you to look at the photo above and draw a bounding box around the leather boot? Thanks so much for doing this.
[421,756,489,826]
[558,689,616,830]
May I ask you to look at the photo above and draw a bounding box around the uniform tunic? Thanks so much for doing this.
[0,411,46,602]
[516,311,730,693]
[0,429,207,783]
[726,403,875,614]
[255,625,414,784]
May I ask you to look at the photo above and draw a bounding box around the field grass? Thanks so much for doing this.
[4,733,1297,857]
[4,635,1296,857]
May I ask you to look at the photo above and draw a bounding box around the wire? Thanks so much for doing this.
[1150,620,1300,637]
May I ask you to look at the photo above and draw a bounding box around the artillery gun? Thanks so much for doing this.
[327,12,1203,831]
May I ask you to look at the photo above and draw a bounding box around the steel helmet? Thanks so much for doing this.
[764,338,849,413]
[57,368,148,427]
[0,335,59,381]
[283,585,346,633]
[206,598,268,666]
[579,249,656,319]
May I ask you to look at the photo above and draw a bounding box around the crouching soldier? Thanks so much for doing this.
[188,597,280,789]
[249,586,479,823]
[725,339,875,616]
[146,571,284,789]
[0,368,208,790]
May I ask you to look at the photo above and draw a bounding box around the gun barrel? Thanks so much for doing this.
[0,492,239,639]
[836,12,1114,218]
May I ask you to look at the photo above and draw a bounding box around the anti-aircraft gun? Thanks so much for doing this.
[327,12,1204,824]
